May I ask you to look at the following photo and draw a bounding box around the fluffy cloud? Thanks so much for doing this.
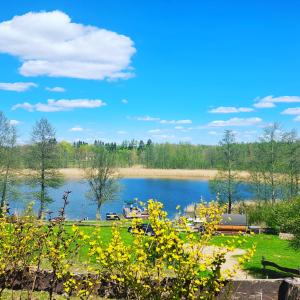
[45,86,65,92]
[281,107,300,115]
[0,11,136,80]
[254,95,300,108]
[117,130,127,135]
[209,106,254,113]
[121,99,128,104]
[0,82,37,92]
[285,111,300,122]
[70,126,83,132]
[207,117,262,127]
[12,99,106,112]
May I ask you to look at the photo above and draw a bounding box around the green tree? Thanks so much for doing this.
[85,148,120,220]
[251,123,282,203]
[30,118,64,219]
[0,112,20,214]
[281,130,300,198]
[58,141,75,168]
[210,130,238,213]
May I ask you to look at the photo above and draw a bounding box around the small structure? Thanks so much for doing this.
[123,199,149,219]
[216,213,247,234]
[106,212,120,221]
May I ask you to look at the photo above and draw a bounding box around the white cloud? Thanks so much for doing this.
[45,86,65,92]
[0,11,136,80]
[254,95,300,108]
[254,101,275,108]
[0,82,37,92]
[174,126,184,130]
[209,106,254,113]
[207,117,262,127]
[135,116,192,125]
[136,116,160,122]
[160,119,192,124]
[12,98,106,112]
[9,119,20,125]
[294,116,300,122]
[70,126,83,132]
[281,107,300,115]
[121,99,128,104]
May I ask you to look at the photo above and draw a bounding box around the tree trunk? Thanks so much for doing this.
[228,169,232,214]
[0,148,11,215]
[38,166,45,219]
[0,165,9,211]
[96,202,101,221]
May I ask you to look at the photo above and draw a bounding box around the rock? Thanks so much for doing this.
[279,233,295,241]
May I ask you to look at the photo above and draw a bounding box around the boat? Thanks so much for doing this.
[123,199,149,219]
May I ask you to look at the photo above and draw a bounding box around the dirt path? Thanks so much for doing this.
[203,246,253,279]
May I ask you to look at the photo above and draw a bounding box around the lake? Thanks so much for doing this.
[12,178,254,220]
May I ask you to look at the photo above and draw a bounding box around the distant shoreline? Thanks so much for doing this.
[58,167,250,180]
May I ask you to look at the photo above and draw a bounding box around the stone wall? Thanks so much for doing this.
[219,279,300,300]
[1,271,300,299]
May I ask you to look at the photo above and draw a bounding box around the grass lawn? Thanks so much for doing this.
[67,224,300,278]
[212,234,300,278]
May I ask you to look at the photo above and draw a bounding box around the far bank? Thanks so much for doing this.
[58,167,250,180]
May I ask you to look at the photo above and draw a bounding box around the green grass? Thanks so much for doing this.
[65,223,300,278]
[71,225,135,261]
[211,234,300,278]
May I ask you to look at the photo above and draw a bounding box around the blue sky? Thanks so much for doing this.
[0,0,300,144]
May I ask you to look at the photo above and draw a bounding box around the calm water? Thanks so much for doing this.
[11,179,253,220]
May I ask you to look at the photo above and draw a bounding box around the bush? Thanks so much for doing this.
[245,197,300,248]
[245,201,280,231]
[0,198,254,299]
[273,197,300,248]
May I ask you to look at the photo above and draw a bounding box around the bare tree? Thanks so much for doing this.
[85,147,120,220]
[30,118,63,219]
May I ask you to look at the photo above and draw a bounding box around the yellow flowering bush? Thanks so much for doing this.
[77,200,254,300]
[0,204,45,298]
[0,198,254,299]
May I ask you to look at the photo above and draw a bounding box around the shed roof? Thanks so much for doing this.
[220,214,247,226]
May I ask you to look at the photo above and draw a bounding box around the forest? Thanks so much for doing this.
[4,122,300,173]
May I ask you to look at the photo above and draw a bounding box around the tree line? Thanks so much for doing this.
[0,110,299,217]
[12,132,300,172]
